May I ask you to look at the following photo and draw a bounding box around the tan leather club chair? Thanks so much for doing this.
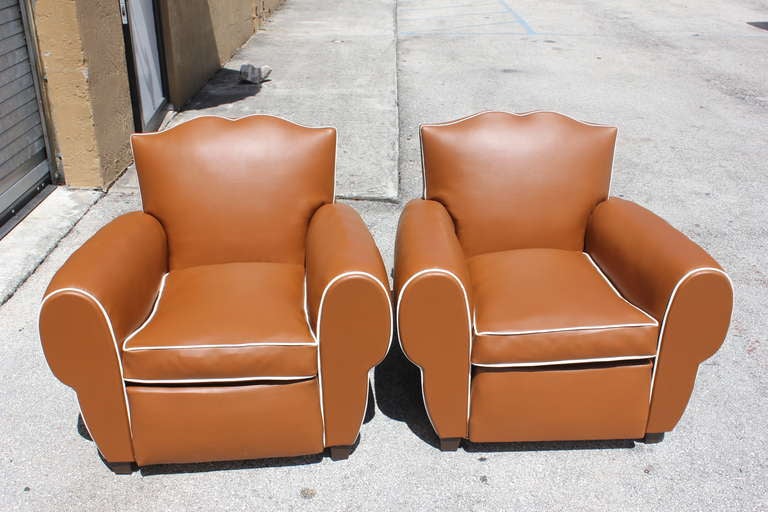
[39,115,392,473]
[395,111,733,450]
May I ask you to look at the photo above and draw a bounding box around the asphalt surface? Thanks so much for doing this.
[2,1,767,510]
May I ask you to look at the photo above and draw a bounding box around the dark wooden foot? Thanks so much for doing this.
[329,446,353,461]
[439,438,461,451]
[105,461,134,474]
[641,433,665,444]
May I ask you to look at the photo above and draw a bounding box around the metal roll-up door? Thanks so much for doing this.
[0,0,53,227]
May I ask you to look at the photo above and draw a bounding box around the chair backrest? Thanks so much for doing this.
[420,111,616,257]
[132,115,336,270]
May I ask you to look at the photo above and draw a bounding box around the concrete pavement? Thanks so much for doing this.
[2,0,767,510]
[171,0,399,201]
[0,188,100,305]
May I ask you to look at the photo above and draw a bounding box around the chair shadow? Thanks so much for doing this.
[77,414,92,441]
[373,339,441,448]
[363,380,376,424]
[139,420,369,475]
[184,68,266,110]
[139,452,325,476]
[463,439,635,453]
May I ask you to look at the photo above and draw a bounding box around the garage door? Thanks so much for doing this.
[0,0,52,225]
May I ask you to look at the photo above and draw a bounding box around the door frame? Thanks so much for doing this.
[119,0,170,133]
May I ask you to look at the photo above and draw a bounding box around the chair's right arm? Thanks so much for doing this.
[305,203,392,450]
[39,212,167,463]
[394,199,473,440]
[586,198,733,434]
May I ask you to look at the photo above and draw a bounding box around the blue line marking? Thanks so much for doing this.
[400,19,528,36]
[399,10,506,22]
[400,31,537,37]
[496,0,536,35]
[399,1,497,11]
[397,0,537,37]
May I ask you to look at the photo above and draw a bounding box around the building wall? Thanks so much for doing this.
[33,0,283,189]
[34,0,106,187]
[160,0,285,108]
[256,0,284,27]
[74,0,135,186]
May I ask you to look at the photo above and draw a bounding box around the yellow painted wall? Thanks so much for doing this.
[160,0,285,108]
[33,0,283,188]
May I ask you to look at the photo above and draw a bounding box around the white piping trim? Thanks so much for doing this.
[585,253,658,325]
[124,375,315,385]
[315,271,393,446]
[122,275,318,384]
[351,277,393,442]
[315,271,392,343]
[606,139,617,198]
[472,253,658,336]
[649,267,733,400]
[396,268,473,431]
[130,114,338,205]
[472,354,655,368]
[124,341,318,351]
[419,110,616,199]
[122,273,168,349]
[304,273,318,343]
[131,113,336,134]
[122,272,317,351]
[77,404,92,439]
[41,288,133,434]
[418,122,427,199]
[361,377,373,436]
[475,322,658,336]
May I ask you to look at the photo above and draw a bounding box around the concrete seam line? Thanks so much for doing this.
[393,0,402,201]
[0,191,104,307]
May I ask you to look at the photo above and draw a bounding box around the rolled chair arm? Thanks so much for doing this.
[586,198,733,432]
[305,203,392,448]
[394,199,472,439]
[39,212,167,462]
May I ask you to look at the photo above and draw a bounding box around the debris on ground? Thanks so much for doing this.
[239,64,273,92]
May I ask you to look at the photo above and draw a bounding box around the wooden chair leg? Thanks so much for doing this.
[329,446,353,461]
[105,461,134,474]
[439,438,462,451]
[641,433,665,444]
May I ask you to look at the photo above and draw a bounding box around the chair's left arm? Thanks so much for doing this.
[39,212,167,463]
[305,203,392,449]
[586,198,733,433]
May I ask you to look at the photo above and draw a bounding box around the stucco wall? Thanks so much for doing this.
[161,0,284,108]
[34,0,133,188]
[75,1,134,186]
[34,0,102,187]
[256,0,284,27]
[33,0,283,188]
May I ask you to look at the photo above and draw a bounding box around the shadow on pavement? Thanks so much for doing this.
[374,338,441,448]
[374,338,638,454]
[138,453,325,476]
[77,414,92,442]
[78,384,376,476]
[463,439,635,453]
[363,382,376,424]
[139,434,367,475]
[184,68,265,110]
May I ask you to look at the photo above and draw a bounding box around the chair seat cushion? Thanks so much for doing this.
[122,262,317,383]
[468,249,659,365]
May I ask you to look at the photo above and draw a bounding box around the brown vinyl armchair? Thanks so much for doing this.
[39,115,392,472]
[395,111,733,449]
